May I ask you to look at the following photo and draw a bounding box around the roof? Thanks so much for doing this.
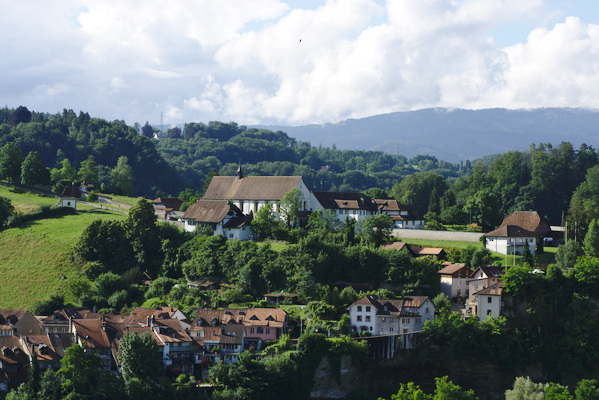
[152,319,192,344]
[0,309,29,330]
[438,264,473,276]
[191,308,287,330]
[124,307,181,327]
[151,197,183,211]
[402,296,430,308]
[474,282,504,296]
[23,335,60,362]
[389,214,422,221]
[61,186,81,199]
[411,247,446,256]
[72,319,112,349]
[484,225,537,238]
[264,291,298,298]
[0,336,27,363]
[373,199,402,212]
[182,200,240,223]
[351,295,431,314]
[471,266,505,279]
[312,191,378,211]
[203,176,304,201]
[222,215,248,229]
[381,242,411,252]
[501,211,552,236]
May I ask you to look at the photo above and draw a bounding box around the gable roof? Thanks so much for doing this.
[152,197,183,211]
[61,186,81,199]
[411,247,446,257]
[72,319,111,349]
[203,176,304,201]
[438,264,473,276]
[474,282,504,296]
[0,309,30,329]
[191,308,287,330]
[373,199,402,212]
[182,200,242,223]
[471,266,505,279]
[501,211,552,236]
[312,191,378,211]
[381,242,411,252]
[484,225,537,238]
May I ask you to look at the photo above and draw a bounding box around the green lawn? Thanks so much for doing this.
[0,184,59,213]
[0,229,80,309]
[0,191,127,309]
[399,238,480,250]
[25,208,126,246]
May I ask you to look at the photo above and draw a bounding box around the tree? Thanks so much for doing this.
[110,156,134,196]
[78,155,98,185]
[522,239,535,266]
[118,332,161,383]
[356,214,393,247]
[556,240,583,269]
[465,189,502,230]
[0,196,14,228]
[126,197,160,270]
[58,158,77,183]
[583,219,599,258]
[141,121,154,139]
[20,151,49,186]
[505,377,546,400]
[12,106,32,126]
[58,344,102,396]
[279,189,303,228]
[0,142,24,184]
[251,202,279,239]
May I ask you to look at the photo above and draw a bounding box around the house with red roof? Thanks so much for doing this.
[374,199,424,229]
[438,264,474,298]
[484,211,555,255]
[181,199,251,239]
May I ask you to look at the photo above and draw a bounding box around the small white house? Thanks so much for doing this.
[472,282,504,321]
[438,264,474,299]
[484,225,537,255]
[60,186,81,210]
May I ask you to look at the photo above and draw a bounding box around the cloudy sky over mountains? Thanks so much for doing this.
[1,0,598,126]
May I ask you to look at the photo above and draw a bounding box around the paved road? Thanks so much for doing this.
[391,229,483,242]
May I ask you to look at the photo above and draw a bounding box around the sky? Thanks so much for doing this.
[1,0,599,127]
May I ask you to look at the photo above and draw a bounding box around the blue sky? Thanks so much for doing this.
[1,0,599,126]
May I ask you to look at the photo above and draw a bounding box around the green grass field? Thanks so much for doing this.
[0,184,59,213]
[0,187,128,309]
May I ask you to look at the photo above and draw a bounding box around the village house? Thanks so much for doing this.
[347,295,435,338]
[190,308,288,354]
[20,333,74,371]
[0,310,41,336]
[181,199,250,239]
[438,264,474,299]
[263,291,298,305]
[151,197,184,220]
[0,336,28,392]
[312,191,378,223]
[70,318,113,372]
[374,199,424,229]
[471,282,504,320]
[60,185,82,210]
[484,211,555,255]
[465,266,505,317]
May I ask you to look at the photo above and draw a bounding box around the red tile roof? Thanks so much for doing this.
[203,176,304,201]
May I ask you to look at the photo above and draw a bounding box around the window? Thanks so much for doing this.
[357,316,362,321]
[487,297,492,304]
[366,306,371,312]
[365,316,371,322]
[389,318,393,323]
[257,327,264,334]
[390,327,394,332]
[266,328,270,334]
[381,317,386,322]
[357,306,362,312]
[250,328,255,333]
[487,310,492,315]
[380,328,384,334]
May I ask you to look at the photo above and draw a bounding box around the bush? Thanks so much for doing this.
[83,261,107,280]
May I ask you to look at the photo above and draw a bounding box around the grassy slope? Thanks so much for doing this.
[0,186,127,309]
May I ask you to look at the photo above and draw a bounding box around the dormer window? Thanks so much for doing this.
[266,316,275,321]
[250,315,259,320]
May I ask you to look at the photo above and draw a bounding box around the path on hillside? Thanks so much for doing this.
[391,229,483,242]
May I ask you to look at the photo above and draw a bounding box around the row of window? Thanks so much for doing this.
[249,327,271,334]
[356,306,371,312]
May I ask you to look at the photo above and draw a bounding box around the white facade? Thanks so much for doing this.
[61,198,77,210]
[348,302,378,333]
[486,236,536,255]
[475,293,502,321]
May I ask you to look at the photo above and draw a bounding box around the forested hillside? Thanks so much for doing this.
[2,106,599,235]
[0,107,183,197]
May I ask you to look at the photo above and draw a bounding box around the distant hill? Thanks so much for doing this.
[254,108,599,162]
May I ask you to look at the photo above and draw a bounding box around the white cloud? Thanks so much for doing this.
[1,0,599,126]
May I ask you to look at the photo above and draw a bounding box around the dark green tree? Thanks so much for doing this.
[78,155,98,185]
[58,344,102,396]
[279,188,303,228]
[118,332,161,383]
[110,155,134,196]
[141,121,154,139]
[12,106,32,126]
[0,142,24,185]
[0,196,14,228]
[556,240,583,269]
[21,151,49,186]
[356,214,393,247]
[583,219,599,258]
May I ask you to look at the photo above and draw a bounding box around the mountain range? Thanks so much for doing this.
[254,108,599,162]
